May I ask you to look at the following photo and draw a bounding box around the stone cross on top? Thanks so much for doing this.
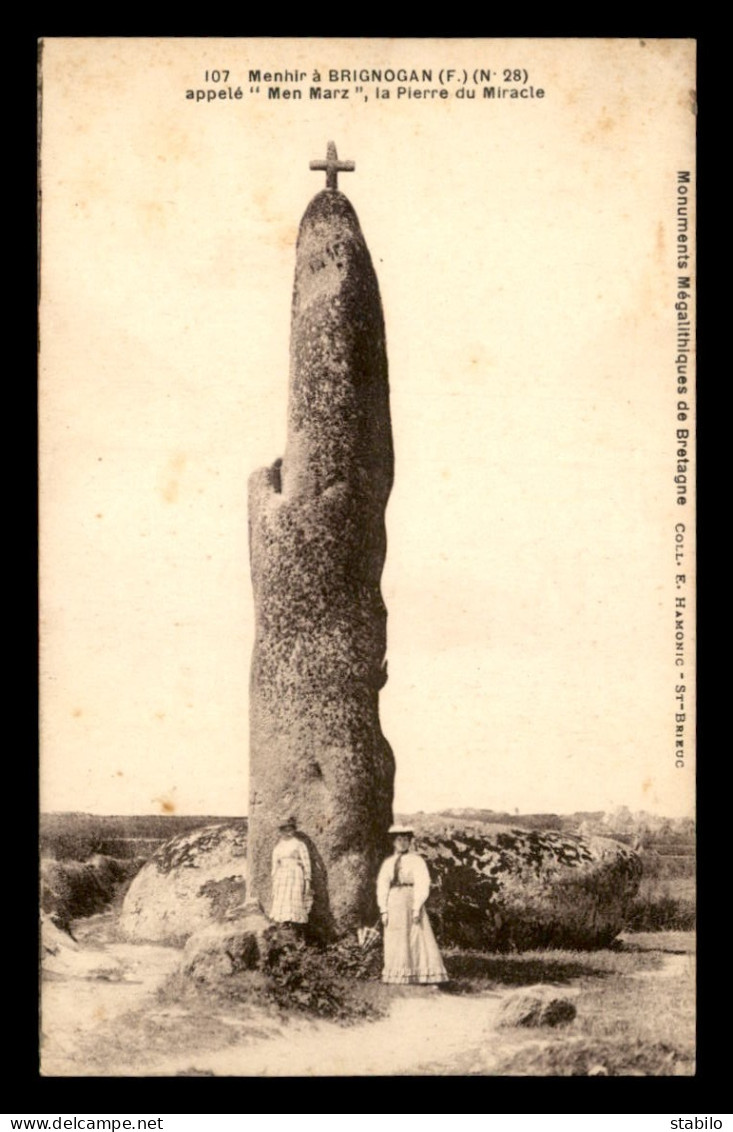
[309,141,355,191]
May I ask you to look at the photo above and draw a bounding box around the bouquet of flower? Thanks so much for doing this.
[356,921,382,949]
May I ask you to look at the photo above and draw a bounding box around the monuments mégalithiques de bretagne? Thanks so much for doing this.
[247,143,396,935]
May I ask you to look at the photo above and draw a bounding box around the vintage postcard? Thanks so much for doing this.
[39,37,696,1077]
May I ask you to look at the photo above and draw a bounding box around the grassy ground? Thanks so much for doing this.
[442,942,661,992]
[488,932,695,1076]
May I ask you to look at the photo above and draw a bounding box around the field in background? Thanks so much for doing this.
[40,812,238,861]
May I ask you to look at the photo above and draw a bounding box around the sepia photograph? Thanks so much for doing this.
[39,37,696,1077]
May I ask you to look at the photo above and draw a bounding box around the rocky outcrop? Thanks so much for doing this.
[119,820,641,949]
[180,920,264,982]
[247,186,395,936]
[119,823,247,945]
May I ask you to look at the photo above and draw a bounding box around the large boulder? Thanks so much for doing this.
[119,819,640,949]
[119,822,247,944]
[415,822,642,949]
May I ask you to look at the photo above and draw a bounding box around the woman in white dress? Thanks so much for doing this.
[377,825,448,985]
[270,817,312,925]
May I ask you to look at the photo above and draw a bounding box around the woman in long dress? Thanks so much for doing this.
[270,817,312,925]
[377,825,448,985]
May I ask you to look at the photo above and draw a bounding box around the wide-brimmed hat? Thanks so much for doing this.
[278,817,297,832]
[388,824,414,836]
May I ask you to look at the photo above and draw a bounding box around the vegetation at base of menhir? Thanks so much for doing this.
[170,925,386,1023]
[258,928,384,1018]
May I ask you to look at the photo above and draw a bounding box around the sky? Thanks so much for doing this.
[40,38,696,818]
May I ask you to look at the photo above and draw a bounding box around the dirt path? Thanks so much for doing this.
[41,922,183,1076]
[150,991,507,1077]
[43,983,508,1077]
[41,916,693,1077]
[41,915,511,1076]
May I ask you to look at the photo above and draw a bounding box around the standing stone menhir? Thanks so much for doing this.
[119,147,641,951]
[246,143,396,937]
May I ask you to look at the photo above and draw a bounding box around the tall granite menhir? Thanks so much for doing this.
[247,145,395,937]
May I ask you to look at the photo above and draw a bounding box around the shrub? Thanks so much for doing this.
[496,1037,693,1076]
[260,931,345,1017]
[258,927,385,1019]
[624,891,696,932]
[171,925,386,1023]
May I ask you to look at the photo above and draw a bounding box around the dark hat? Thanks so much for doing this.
[278,817,297,833]
[388,824,414,836]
